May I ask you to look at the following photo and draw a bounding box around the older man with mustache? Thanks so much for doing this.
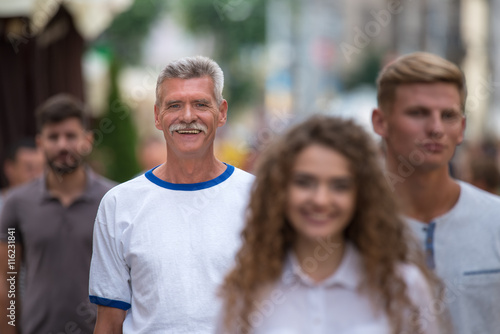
[89,56,255,334]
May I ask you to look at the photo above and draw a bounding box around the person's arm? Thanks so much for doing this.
[94,305,126,334]
[0,241,22,334]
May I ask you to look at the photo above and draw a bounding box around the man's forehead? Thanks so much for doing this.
[41,118,86,133]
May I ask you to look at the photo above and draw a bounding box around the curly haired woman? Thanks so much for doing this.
[217,115,449,334]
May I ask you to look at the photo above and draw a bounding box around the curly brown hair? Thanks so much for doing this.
[219,115,446,333]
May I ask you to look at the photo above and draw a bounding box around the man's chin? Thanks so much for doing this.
[49,163,81,176]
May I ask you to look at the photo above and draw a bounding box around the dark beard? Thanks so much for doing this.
[47,153,82,176]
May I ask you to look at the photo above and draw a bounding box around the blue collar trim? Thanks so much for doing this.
[145,163,234,191]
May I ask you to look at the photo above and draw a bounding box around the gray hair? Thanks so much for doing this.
[155,55,224,106]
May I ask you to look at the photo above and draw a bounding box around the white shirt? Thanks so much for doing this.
[406,180,500,334]
[219,243,442,334]
[89,165,254,334]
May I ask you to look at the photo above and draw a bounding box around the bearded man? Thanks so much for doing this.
[0,94,115,334]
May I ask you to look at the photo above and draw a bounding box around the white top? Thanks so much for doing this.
[217,243,442,334]
[89,164,254,334]
[406,180,500,334]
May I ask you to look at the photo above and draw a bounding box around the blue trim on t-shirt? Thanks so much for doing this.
[424,221,436,270]
[144,163,235,191]
[89,295,131,310]
[464,268,500,276]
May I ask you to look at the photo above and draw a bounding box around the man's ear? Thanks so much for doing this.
[80,130,94,157]
[372,108,388,138]
[154,104,162,130]
[457,114,466,145]
[217,100,228,127]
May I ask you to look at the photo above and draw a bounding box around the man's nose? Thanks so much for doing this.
[427,112,444,138]
[178,105,196,123]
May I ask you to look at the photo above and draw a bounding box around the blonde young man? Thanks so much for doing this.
[372,52,500,333]
[89,56,254,333]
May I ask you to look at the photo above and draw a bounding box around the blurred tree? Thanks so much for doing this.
[343,51,382,91]
[175,0,266,112]
[90,0,164,181]
[94,0,166,65]
[94,57,141,182]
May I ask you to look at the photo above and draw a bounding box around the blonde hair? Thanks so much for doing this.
[377,52,466,112]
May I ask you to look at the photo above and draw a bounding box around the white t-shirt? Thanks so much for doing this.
[406,180,500,334]
[217,243,442,334]
[89,164,254,333]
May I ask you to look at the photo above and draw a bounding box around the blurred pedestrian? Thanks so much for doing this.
[0,94,116,334]
[0,138,44,212]
[136,136,166,172]
[372,52,500,334]
[89,56,254,333]
[469,156,500,195]
[217,116,445,334]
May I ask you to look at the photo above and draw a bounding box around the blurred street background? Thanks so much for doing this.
[1,0,499,193]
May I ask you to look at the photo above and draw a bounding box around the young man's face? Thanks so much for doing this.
[37,117,93,175]
[154,76,227,159]
[373,82,466,171]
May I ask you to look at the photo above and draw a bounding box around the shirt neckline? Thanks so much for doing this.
[284,242,361,290]
[145,163,235,191]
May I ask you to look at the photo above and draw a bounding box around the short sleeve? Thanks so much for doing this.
[0,194,22,244]
[402,264,445,334]
[89,196,132,310]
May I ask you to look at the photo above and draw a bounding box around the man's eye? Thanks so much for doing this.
[196,103,208,108]
[442,111,460,120]
[407,110,423,116]
[168,104,180,109]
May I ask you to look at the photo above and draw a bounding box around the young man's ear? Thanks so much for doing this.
[371,108,388,138]
[457,114,467,145]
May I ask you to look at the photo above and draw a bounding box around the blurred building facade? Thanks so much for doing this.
[265,0,499,140]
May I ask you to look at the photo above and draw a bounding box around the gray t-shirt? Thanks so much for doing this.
[0,168,115,334]
[406,180,500,334]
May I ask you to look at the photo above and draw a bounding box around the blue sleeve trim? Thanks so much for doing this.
[89,295,131,310]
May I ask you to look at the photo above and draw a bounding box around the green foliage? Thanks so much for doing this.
[94,0,166,64]
[343,51,382,91]
[94,57,141,182]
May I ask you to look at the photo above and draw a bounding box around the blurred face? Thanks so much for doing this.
[286,145,357,244]
[37,118,92,175]
[4,148,44,187]
[154,77,227,159]
[373,82,466,171]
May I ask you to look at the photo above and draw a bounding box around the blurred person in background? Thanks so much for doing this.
[89,56,254,333]
[469,157,500,195]
[136,136,166,172]
[0,138,44,212]
[217,116,446,334]
[372,52,500,334]
[0,94,116,334]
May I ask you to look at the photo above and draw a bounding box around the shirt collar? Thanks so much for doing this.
[282,242,363,290]
[38,166,97,203]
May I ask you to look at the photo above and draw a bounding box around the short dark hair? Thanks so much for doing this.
[35,94,89,133]
[6,137,37,161]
